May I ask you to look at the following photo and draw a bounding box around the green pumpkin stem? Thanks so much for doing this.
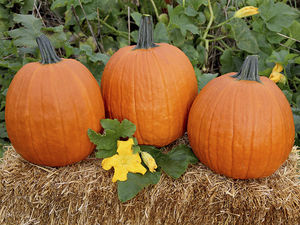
[36,34,61,64]
[231,55,261,82]
[133,15,158,50]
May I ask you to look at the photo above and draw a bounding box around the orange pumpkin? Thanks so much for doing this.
[101,15,197,147]
[187,56,295,179]
[5,35,105,166]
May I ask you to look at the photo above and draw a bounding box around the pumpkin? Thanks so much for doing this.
[187,56,295,179]
[101,15,197,147]
[5,35,105,166]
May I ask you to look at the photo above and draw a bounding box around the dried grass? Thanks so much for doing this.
[0,139,299,225]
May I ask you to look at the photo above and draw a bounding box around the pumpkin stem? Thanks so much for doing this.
[231,55,261,82]
[133,15,158,50]
[36,34,61,64]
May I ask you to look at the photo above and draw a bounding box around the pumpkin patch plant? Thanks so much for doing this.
[5,35,105,166]
[101,15,198,147]
[187,55,295,179]
[88,118,198,202]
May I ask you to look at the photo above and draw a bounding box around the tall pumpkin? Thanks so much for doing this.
[101,15,197,147]
[5,35,105,166]
[187,56,295,179]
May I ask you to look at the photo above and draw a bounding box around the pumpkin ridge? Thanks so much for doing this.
[261,85,287,177]
[107,50,131,119]
[244,86,255,178]
[160,45,191,141]
[39,65,51,164]
[192,80,226,165]
[147,51,155,143]
[131,51,142,143]
[150,49,171,143]
[103,54,120,118]
[229,84,240,177]
[49,65,69,164]
[206,81,236,172]
[26,66,45,164]
[10,66,32,159]
[267,79,295,159]
[259,87,273,177]
[55,62,82,160]
[167,46,188,136]
[219,81,239,175]
[63,60,100,135]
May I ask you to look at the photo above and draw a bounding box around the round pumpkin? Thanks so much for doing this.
[101,15,198,147]
[187,56,295,179]
[5,35,105,166]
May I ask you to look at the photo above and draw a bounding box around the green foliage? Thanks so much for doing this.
[88,119,136,158]
[117,144,198,202]
[9,14,43,47]
[89,119,198,202]
[0,0,299,154]
[117,171,161,202]
[140,145,199,179]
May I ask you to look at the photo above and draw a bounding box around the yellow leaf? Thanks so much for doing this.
[272,63,283,73]
[101,138,147,182]
[269,71,286,84]
[234,6,259,18]
[141,152,158,173]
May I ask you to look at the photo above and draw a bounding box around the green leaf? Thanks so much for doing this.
[20,0,34,13]
[259,0,299,33]
[154,22,169,43]
[292,108,300,133]
[184,24,199,34]
[184,6,198,17]
[229,19,259,53]
[9,14,43,47]
[42,25,67,48]
[141,145,198,179]
[87,129,118,151]
[101,119,120,131]
[51,0,70,10]
[282,90,292,104]
[196,70,218,91]
[80,44,110,64]
[95,148,116,158]
[168,28,185,46]
[188,0,208,9]
[0,122,7,139]
[87,119,136,158]
[117,171,161,202]
[132,145,141,154]
[288,21,300,41]
[182,45,199,66]
[131,12,142,26]
[268,50,298,66]
[100,119,136,138]
[220,49,243,74]
[119,119,136,138]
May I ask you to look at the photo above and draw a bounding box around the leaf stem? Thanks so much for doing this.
[202,0,214,42]
[213,45,225,52]
[201,0,214,70]
[210,17,234,29]
[294,77,300,83]
[99,19,129,39]
[78,0,102,53]
[150,0,159,20]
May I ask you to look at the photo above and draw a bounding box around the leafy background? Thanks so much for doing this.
[0,0,299,156]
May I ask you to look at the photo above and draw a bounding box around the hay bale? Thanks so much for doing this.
[0,143,299,225]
